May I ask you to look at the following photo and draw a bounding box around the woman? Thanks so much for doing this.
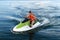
[26,11,36,27]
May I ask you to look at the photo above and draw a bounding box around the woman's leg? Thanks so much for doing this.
[30,21,35,27]
[31,21,35,25]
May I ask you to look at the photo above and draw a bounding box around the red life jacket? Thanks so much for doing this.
[27,13,36,21]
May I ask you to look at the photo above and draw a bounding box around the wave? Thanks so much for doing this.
[1,16,23,21]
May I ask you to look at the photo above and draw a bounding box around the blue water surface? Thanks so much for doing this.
[0,1,60,40]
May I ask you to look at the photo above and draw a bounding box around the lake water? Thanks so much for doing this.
[0,1,60,40]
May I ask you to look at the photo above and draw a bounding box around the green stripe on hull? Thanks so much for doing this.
[16,21,30,29]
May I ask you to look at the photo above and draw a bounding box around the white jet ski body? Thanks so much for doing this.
[12,17,50,34]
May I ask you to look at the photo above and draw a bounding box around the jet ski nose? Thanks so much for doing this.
[13,27,19,32]
[13,28,16,32]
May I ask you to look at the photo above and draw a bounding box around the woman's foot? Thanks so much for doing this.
[30,25,32,27]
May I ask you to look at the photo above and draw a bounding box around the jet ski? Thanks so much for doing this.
[12,17,50,34]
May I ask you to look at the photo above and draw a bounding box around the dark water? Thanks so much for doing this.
[0,1,60,40]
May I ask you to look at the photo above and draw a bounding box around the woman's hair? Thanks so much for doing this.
[29,11,32,13]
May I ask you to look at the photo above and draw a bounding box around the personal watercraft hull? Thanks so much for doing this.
[12,17,50,34]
